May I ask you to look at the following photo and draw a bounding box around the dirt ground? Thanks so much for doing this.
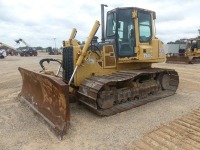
[135,108,200,149]
[0,53,200,150]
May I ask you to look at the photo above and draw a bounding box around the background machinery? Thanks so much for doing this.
[47,47,58,55]
[0,44,7,59]
[0,42,18,56]
[166,38,200,64]
[18,5,179,139]
[15,38,37,56]
[47,47,62,55]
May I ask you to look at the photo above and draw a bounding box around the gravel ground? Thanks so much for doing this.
[0,53,200,150]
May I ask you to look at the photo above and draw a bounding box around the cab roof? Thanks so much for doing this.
[108,7,155,14]
[107,7,156,19]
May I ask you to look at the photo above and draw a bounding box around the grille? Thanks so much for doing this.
[62,47,74,82]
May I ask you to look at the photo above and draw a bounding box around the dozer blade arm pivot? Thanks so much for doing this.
[63,28,78,47]
[68,20,100,85]
[69,28,77,41]
[75,20,100,66]
[18,67,70,140]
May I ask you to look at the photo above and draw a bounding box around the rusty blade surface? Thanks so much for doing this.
[18,67,70,140]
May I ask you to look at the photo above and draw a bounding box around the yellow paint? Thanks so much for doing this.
[63,28,78,47]
[76,21,100,66]
[63,9,166,87]
[185,39,200,57]
[103,45,116,69]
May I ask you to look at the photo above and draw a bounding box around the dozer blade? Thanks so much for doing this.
[166,56,190,64]
[18,67,70,140]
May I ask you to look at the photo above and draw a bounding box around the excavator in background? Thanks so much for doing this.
[0,42,18,56]
[18,5,179,139]
[166,38,200,64]
[15,38,38,56]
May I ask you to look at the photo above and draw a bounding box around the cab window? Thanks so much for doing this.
[117,9,134,57]
[138,12,152,42]
[106,12,116,37]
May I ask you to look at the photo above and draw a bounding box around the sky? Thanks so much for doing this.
[0,0,200,48]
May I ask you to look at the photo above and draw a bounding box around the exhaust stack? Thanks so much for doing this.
[101,4,108,42]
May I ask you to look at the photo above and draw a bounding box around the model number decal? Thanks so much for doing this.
[143,53,152,58]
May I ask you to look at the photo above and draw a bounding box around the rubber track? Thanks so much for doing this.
[135,109,200,150]
[78,68,179,116]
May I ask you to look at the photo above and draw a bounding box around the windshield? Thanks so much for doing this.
[138,12,152,42]
[106,12,116,37]
[117,9,135,57]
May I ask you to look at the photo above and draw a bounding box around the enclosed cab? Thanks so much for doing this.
[105,7,165,62]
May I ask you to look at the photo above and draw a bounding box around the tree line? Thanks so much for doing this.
[17,46,63,50]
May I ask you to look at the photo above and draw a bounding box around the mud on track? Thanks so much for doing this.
[0,54,200,150]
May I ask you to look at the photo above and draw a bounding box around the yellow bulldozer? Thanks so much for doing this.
[18,5,179,139]
[166,38,200,64]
